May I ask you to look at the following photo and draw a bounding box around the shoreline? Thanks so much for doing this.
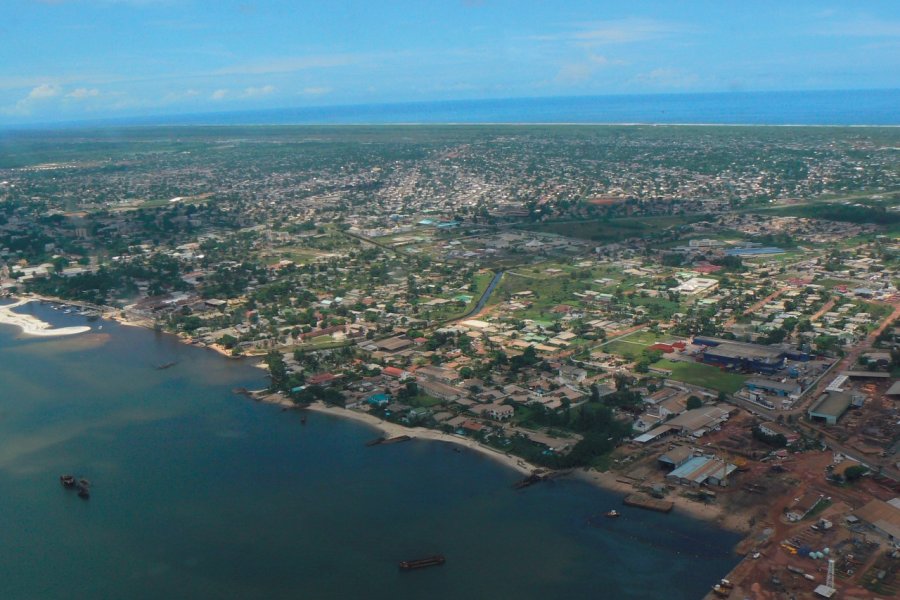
[302,400,534,476]
[6,291,751,537]
[264,396,752,534]
[0,298,92,337]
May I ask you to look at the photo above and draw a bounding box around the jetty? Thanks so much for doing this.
[513,472,545,489]
[623,493,673,513]
[366,435,412,447]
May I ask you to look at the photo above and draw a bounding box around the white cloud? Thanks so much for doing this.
[555,54,625,84]
[26,83,61,100]
[211,88,228,100]
[242,84,275,98]
[534,18,688,46]
[66,87,100,99]
[4,83,62,115]
[813,17,900,37]
[301,86,332,96]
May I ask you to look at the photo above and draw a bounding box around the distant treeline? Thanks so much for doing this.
[773,203,900,225]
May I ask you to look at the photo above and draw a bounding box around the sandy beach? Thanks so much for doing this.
[277,398,535,476]
[0,298,91,337]
[263,396,754,533]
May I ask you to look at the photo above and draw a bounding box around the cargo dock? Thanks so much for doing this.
[623,493,674,513]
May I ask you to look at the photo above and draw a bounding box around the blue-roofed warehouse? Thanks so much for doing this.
[666,455,737,487]
[693,336,786,375]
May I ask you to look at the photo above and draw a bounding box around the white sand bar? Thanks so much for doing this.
[0,299,91,337]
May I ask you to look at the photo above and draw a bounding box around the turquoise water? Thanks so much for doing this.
[0,303,741,599]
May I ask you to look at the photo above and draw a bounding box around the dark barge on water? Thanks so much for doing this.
[399,555,446,570]
[60,474,91,500]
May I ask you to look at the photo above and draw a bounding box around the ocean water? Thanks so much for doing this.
[0,302,741,599]
[49,89,900,129]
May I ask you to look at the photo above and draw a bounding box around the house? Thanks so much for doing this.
[478,404,514,421]
[366,393,390,406]
[407,407,432,424]
[418,379,461,402]
[382,366,409,379]
[415,365,460,384]
[307,372,339,386]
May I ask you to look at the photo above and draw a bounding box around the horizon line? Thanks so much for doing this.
[3,87,899,132]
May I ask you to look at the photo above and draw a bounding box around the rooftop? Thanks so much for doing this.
[808,391,853,418]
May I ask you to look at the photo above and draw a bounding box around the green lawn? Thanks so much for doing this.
[600,329,683,358]
[522,215,698,242]
[651,359,748,394]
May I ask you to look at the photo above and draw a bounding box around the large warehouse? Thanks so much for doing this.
[807,391,854,425]
[693,336,787,375]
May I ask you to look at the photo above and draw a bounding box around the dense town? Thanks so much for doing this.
[1,125,899,599]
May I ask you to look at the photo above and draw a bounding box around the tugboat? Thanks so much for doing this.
[60,474,76,488]
[399,555,446,570]
[605,509,620,518]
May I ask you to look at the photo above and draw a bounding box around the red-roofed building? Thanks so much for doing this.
[692,264,722,274]
[382,366,409,379]
[307,373,338,386]
[460,420,486,433]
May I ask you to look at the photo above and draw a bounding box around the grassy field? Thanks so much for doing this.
[601,329,686,358]
[522,215,698,242]
[651,359,748,394]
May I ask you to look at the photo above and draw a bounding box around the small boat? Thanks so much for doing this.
[399,555,446,570]
[77,486,90,500]
[605,510,620,518]
[78,478,91,488]
[155,361,178,370]
[60,475,76,488]
[301,415,308,425]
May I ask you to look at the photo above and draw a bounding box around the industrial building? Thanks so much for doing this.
[745,377,801,397]
[693,336,787,375]
[807,391,855,425]
[853,498,900,547]
[666,455,736,487]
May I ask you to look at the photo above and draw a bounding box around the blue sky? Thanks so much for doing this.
[2,0,898,124]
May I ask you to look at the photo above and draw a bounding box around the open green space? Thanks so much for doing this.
[651,359,748,394]
[521,215,699,242]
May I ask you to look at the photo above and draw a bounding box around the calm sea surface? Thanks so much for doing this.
[0,302,741,599]
[18,89,899,129]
